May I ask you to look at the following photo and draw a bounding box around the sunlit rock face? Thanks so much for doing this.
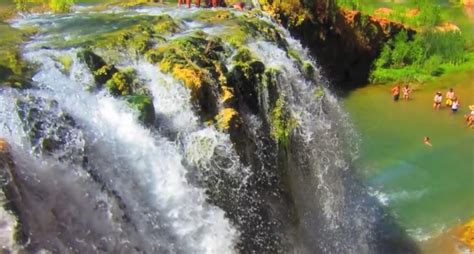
[257,0,412,89]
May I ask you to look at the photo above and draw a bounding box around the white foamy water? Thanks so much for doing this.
[369,188,429,207]
[0,194,20,252]
[137,61,247,176]
[6,46,240,253]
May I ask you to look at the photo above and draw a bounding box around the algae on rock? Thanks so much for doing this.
[77,49,118,86]
[270,96,297,146]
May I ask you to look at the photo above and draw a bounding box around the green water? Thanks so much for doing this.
[344,71,474,243]
[343,0,474,246]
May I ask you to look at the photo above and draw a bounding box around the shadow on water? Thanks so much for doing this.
[286,143,421,253]
[342,169,420,254]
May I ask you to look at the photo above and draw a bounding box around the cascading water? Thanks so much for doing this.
[0,5,417,254]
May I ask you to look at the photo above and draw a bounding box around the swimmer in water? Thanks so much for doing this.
[424,136,432,147]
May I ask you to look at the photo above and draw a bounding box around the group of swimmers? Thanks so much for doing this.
[432,88,460,112]
[432,88,474,128]
[391,85,474,128]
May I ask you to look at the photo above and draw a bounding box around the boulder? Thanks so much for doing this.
[15,96,87,165]
[77,49,118,85]
[125,95,156,126]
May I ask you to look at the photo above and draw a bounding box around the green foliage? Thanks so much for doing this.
[13,0,75,12]
[105,68,139,96]
[314,87,325,99]
[423,31,466,64]
[49,0,75,12]
[57,55,72,72]
[125,94,155,125]
[336,0,361,11]
[412,0,441,28]
[270,96,297,147]
[371,30,469,83]
[14,0,27,11]
[193,10,287,49]
[302,61,314,79]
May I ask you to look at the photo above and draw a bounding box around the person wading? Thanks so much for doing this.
[391,85,400,101]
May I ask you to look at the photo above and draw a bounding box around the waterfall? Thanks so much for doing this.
[0,6,417,254]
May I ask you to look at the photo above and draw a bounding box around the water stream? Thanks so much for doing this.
[0,5,418,253]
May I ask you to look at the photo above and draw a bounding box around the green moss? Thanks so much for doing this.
[95,15,178,54]
[0,23,28,76]
[0,23,35,89]
[125,94,155,126]
[44,14,176,50]
[145,31,227,92]
[302,61,314,79]
[261,67,280,90]
[191,11,287,49]
[105,68,139,96]
[258,0,311,28]
[152,14,180,34]
[288,48,303,65]
[232,47,255,63]
[77,49,118,85]
[191,9,234,24]
[57,55,73,72]
[270,96,297,147]
[313,86,325,99]
[49,0,75,13]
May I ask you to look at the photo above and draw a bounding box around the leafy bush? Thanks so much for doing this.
[14,0,75,12]
[412,0,442,28]
[371,30,468,83]
[49,0,75,12]
[336,0,361,10]
[14,0,27,11]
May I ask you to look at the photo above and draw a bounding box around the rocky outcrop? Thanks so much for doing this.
[16,96,87,164]
[77,49,119,86]
[259,0,412,90]
[422,218,474,253]
[77,50,156,126]
[455,218,474,251]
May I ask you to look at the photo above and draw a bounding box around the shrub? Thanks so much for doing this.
[371,29,468,83]
[14,0,76,12]
[49,0,75,12]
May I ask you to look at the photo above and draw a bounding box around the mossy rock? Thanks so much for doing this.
[0,65,14,82]
[215,107,240,131]
[227,47,266,114]
[105,68,141,96]
[0,64,33,89]
[219,15,288,49]
[270,96,297,147]
[145,31,229,121]
[152,14,181,34]
[77,49,118,85]
[92,14,178,56]
[15,96,86,163]
[191,9,235,24]
[302,61,314,80]
[125,94,156,126]
[57,55,73,73]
